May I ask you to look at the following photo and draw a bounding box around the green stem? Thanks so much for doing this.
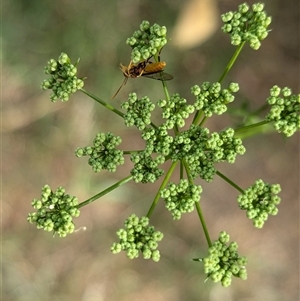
[80,88,124,118]
[173,123,180,136]
[161,79,171,102]
[192,110,204,126]
[77,175,133,208]
[233,104,269,129]
[182,159,212,247]
[234,120,270,134]
[180,160,184,179]
[195,202,212,247]
[198,116,207,127]
[192,43,245,128]
[182,159,193,184]
[150,121,159,130]
[123,150,144,154]
[218,42,245,83]
[216,170,244,194]
[251,103,269,116]
[153,51,171,101]
[146,161,178,218]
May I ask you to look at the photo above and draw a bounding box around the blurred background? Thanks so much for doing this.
[2,0,299,300]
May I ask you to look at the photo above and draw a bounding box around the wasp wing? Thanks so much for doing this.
[142,71,174,81]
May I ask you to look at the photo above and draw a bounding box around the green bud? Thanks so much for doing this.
[140,20,150,31]
[58,53,69,65]
[221,12,234,22]
[252,3,264,12]
[151,250,160,262]
[238,3,249,14]
[229,82,239,92]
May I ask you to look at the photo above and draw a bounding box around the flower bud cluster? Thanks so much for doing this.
[158,93,195,128]
[221,2,272,50]
[111,214,163,262]
[191,82,239,117]
[121,93,155,130]
[213,128,246,163]
[141,125,174,157]
[160,179,202,220]
[75,132,124,173]
[266,85,300,137]
[130,151,165,183]
[126,21,168,63]
[27,185,80,237]
[195,231,247,287]
[237,179,281,228]
[171,125,245,181]
[41,53,84,102]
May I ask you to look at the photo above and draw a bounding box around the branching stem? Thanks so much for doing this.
[147,161,178,218]
[235,120,270,134]
[216,170,244,194]
[77,175,133,208]
[183,159,212,247]
[80,89,124,118]
[218,42,245,83]
[195,202,212,247]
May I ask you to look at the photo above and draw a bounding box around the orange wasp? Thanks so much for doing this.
[111,58,173,99]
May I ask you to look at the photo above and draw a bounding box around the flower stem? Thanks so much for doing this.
[192,111,204,126]
[192,43,245,127]
[216,170,244,194]
[234,120,270,134]
[183,160,212,247]
[161,79,171,102]
[123,150,144,154]
[195,202,212,247]
[77,175,133,208]
[153,51,171,101]
[218,42,245,83]
[147,161,178,218]
[80,88,124,118]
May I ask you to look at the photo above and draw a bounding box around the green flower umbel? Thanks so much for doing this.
[266,85,300,137]
[41,53,85,102]
[111,214,164,262]
[160,179,202,220]
[237,179,281,228]
[194,231,247,287]
[75,132,125,173]
[221,2,272,50]
[126,21,168,63]
[27,185,80,237]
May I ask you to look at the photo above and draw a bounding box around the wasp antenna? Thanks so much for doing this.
[111,77,128,99]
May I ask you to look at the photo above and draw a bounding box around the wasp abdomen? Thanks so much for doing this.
[144,62,166,74]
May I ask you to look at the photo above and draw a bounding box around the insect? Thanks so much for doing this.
[111,58,173,99]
